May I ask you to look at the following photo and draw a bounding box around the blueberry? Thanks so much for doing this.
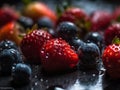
[12,63,32,86]
[84,32,104,53]
[77,42,100,70]
[0,49,23,75]
[56,21,78,40]
[0,40,18,53]
[17,16,34,29]
[68,37,85,51]
[37,17,54,29]
[48,29,57,38]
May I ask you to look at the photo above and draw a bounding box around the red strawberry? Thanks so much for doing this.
[102,43,120,79]
[20,30,53,64]
[40,38,79,72]
[112,7,120,21]
[90,11,112,31]
[104,23,120,46]
[0,7,19,27]
[0,22,22,45]
[57,7,90,39]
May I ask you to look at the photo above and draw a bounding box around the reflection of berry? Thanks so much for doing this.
[40,38,79,72]
[20,30,53,64]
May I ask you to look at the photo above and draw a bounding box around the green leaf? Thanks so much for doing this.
[117,16,120,22]
[112,36,120,44]
[22,0,32,5]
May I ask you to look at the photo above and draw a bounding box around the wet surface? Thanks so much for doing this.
[0,63,120,90]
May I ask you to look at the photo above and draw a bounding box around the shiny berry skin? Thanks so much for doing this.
[0,40,18,53]
[84,32,104,52]
[102,44,120,79]
[68,37,85,51]
[12,63,32,86]
[40,38,79,73]
[77,42,100,70]
[0,49,23,75]
[20,30,53,64]
[56,21,78,40]
[17,16,34,29]
[104,23,120,46]
[37,17,54,29]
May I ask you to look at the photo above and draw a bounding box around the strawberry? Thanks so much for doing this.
[0,7,19,27]
[40,38,79,72]
[20,30,53,64]
[57,7,90,39]
[112,7,120,21]
[23,2,57,23]
[102,43,120,79]
[104,23,120,46]
[0,22,22,45]
[90,11,112,31]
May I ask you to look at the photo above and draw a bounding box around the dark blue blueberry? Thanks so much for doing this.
[77,42,100,70]
[17,16,34,29]
[48,29,57,38]
[12,63,32,86]
[0,49,23,75]
[56,21,78,40]
[84,32,104,53]
[68,37,85,51]
[0,40,18,53]
[37,17,54,29]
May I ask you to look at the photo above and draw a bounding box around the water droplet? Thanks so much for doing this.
[40,78,43,82]
[31,87,34,90]
[41,50,44,54]
[35,82,38,86]
[34,75,37,78]
[45,55,49,59]
[45,80,48,82]
[92,74,96,77]
[83,72,86,75]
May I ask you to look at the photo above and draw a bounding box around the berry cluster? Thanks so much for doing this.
[1,1,120,86]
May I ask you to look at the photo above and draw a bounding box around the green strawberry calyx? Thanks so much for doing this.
[112,36,120,44]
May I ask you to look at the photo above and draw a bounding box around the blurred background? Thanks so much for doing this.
[0,0,120,14]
